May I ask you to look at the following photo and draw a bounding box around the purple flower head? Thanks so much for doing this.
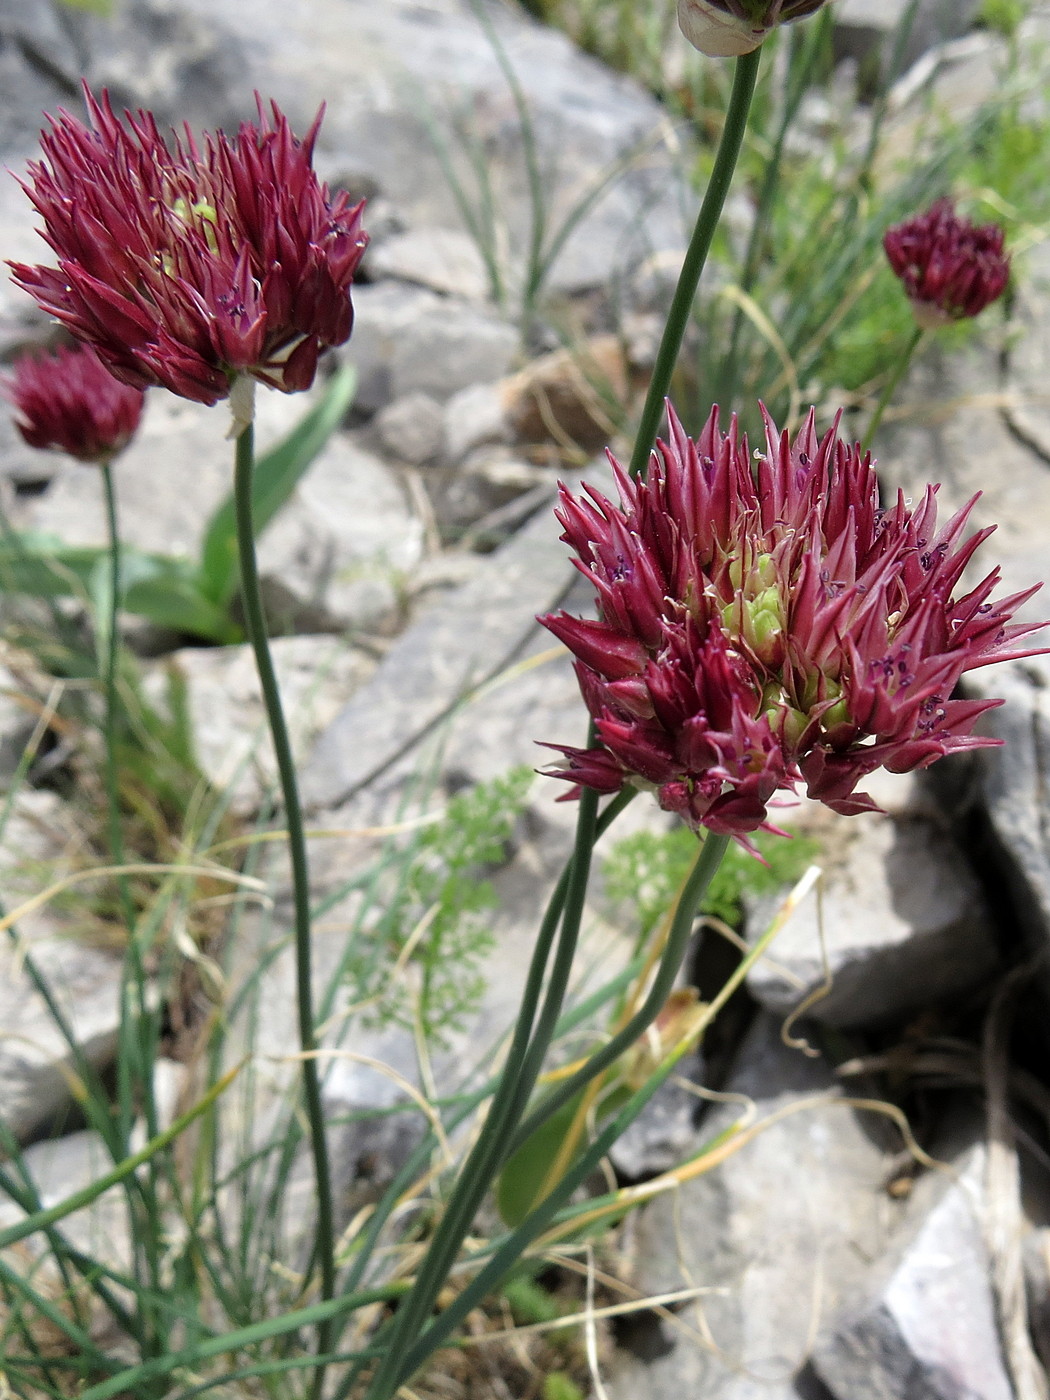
[539,403,1045,837]
[677,0,828,56]
[883,198,1010,328]
[9,86,369,406]
[1,341,144,463]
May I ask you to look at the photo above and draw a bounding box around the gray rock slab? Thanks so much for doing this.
[299,470,593,811]
[964,654,1050,958]
[607,1055,705,1182]
[55,0,690,300]
[877,243,1050,643]
[0,937,124,1144]
[1023,1227,1050,1374]
[61,0,250,133]
[0,3,82,154]
[876,240,1050,969]
[814,1144,1014,1400]
[0,787,84,938]
[435,447,551,532]
[252,430,423,634]
[375,392,446,467]
[441,381,512,465]
[747,812,999,1031]
[350,282,519,414]
[365,225,492,302]
[143,635,376,816]
[0,1059,186,1271]
[833,0,983,74]
[0,791,135,1145]
[607,1013,895,1400]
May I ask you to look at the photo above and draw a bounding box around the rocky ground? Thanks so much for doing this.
[2,1,1050,1397]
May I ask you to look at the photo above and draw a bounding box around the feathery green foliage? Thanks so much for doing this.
[603,823,819,934]
[347,767,534,1045]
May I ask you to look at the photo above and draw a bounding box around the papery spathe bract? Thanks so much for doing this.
[677,0,829,56]
[1,341,145,463]
[9,86,368,407]
[883,198,1010,328]
[539,403,1045,837]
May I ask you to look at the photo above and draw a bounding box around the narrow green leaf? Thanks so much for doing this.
[0,1064,243,1251]
[75,1283,404,1400]
[198,364,357,607]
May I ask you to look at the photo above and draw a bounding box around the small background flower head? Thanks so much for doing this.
[677,0,828,56]
[883,197,1010,328]
[9,86,369,406]
[1,340,145,463]
[540,403,1045,837]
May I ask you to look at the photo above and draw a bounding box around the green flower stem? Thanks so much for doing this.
[101,459,168,1371]
[863,322,923,453]
[627,46,762,480]
[507,831,730,1157]
[98,460,134,931]
[232,418,335,1389]
[390,832,731,1392]
[362,784,603,1400]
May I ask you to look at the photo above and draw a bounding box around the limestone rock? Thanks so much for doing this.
[350,282,519,414]
[746,812,998,1031]
[607,1013,894,1400]
[435,447,550,533]
[375,392,446,467]
[878,241,1050,970]
[814,1144,1014,1400]
[607,1056,704,1182]
[143,635,376,816]
[299,472,592,811]
[365,225,492,302]
[0,929,124,1144]
[56,0,690,300]
[833,0,983,77]
[442,381,512,466]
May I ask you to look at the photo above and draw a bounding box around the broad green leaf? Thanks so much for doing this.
[0,535,238,643]
[198,364,357,607]
[0,534,108,600]
[123,574,242,642]
[496,1093,583,1228]
[497,1076,633,1227]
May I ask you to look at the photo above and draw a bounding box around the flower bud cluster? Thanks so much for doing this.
[1,341,144,464]
[9,86,368,406]
[883,198,1010,328]
[541,405,1043,836]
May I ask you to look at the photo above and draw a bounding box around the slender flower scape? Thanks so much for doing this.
[540,405,1044,837]
[1,341,144,463]
[883,198,1010,329]
[9,87,368,406]
[677,0,828,56]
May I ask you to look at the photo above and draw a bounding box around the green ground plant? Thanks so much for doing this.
[603,823,821,936]
[0,365,356,646]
